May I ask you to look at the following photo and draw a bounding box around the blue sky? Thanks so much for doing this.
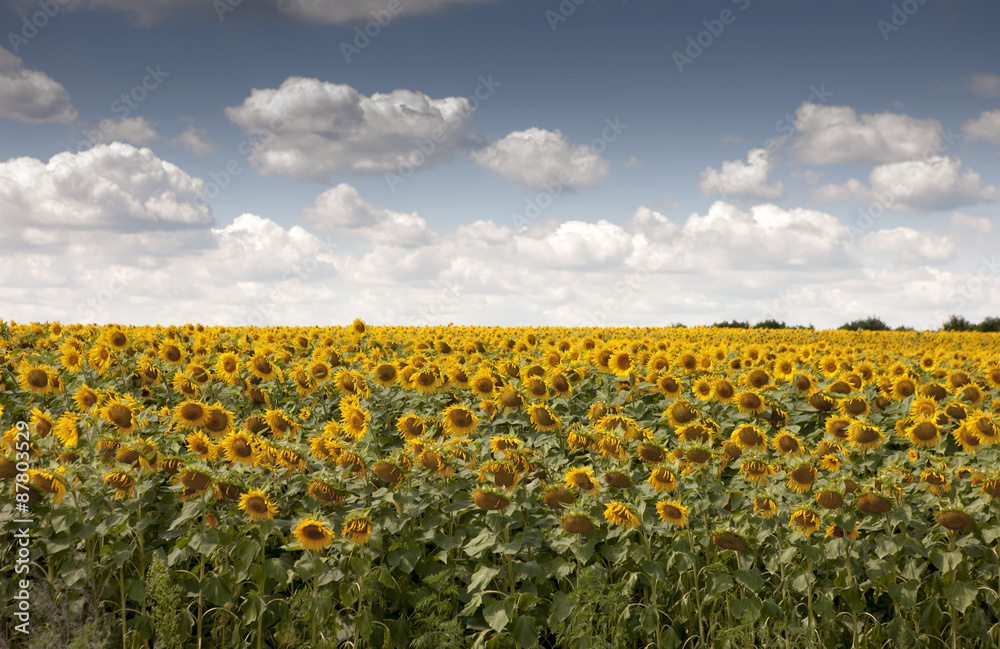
[1,0,999,328]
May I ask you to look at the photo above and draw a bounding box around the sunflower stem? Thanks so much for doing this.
[949,531,958,649]
[845,542,858,649]
[684,528,705,647]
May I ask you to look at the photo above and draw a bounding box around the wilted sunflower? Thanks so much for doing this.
[826,523,859,541]
[102,397,137,435]
[499,385,526,410]
[239,489,278,521]
[543,486,575,509]
[53,414,80,448]
[786,462,817,493]
[528,404,561,431]
[789,508,821,536]
[740,459,772,485]
[936,509,974,531]
[604,501,640,529]
[968,413,998,445]
[103,471,135,500]
[815,490,844,509]
[564,467,600,495]
[980,478,1000,500]
[855,492,893,515]
[308,480,346,505]
[29,470,67,505]
[599,436,628,461]
[342,514,374,544]
[637,442,666,464]
[479,461,518,489]
[656,500,688,527]
[248,352,281,382]
[920,470,950,495]
[294,519,336,551]
[561,513,595,534]
[473,488,509,511]
[648,466,678,492]
[712,530,749,553]
[753,497,777,519]
[442,405,478,436]
[664,400,698,428]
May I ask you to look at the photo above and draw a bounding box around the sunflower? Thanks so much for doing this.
[473,488,510,511]
[160,343,185,366]
[294,519,336,551]
[102,397,137,435]
[847,421,886,451]
[855,492,893,515]
[72,384,100,413]
[604,501,640,529]
[981,478,1000,500]
[489,436,520,454]
[337,450,366,476]
[185,431,212,459]
[656,374,683,398]
[735,390,767,416]
[396,413,424,439]
[599,436,628,461]
[266,409,298,438]
[53,414,80,448]
[249,352,281,382]
[647,466,678,492]
[786,462,817,493]
[499,385,526,410]
[89,344,113,374]
[222,431,257,465]
[891,376,917,401]
[691,378,713,401]
[909,396,938,419]
[103,471,135,500]
[470,372,496,397]
[371,362,397,388]
[17,362,53,396]
[711,379,736,403]
[656,500,688,527]
[174,401,208,429]
[730,425,767,453]
[202,403,233,438]
[815,490,844,509]
[968,413,998,445]
[789,508,821,536]
[664,400,698,428]
[905,418,940,448]
[753,496,777,519]
[936,509,974,531]
[740,459,773,485]
[712,530,749,552]
[342,514,373,545]
[825,523,859,541]
[561,513,596,534]
[554,466,597,495]
[525,404,560,431]
[479,461,518,489]
[920,470,950,495]
[239,489,278,521]
[212,352,241,384]
[549,370,572,398]
[637,442,666,464]
[29,470,67,505]
[59,347,84,372]
[308,481,345,505]
[409,367,439,393]
[772,431,805,457]
[442,405,478,436]
[542,486,575,509]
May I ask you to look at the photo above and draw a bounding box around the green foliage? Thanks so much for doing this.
[711,320,750,329]
[146,553,184,649]
[839,316,890,331]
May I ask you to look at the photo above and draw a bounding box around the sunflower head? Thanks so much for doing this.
[711,530,749,553]
[561,513,595,534]
[342,514,374,545]
[294,518,336,551]
[656,500,688,527]
[936,508,975,532]
[604,501,640,529]
[473,488,510,511]
[239,489,277,521]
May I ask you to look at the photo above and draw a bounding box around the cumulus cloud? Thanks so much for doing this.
[471,127,610,191]
[0,142,211,232]
[0,46,77,123]
[300,183,431,246]
[225,77,482,180]
[860,227,957,265]
[812,156,997,212]
[970,73,1000,98]
[171,125,215,155]
[792,102,943,164]
[962,109,1000,145]
[699,148,786,200]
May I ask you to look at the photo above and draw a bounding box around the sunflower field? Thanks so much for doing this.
[2,320,1000,649]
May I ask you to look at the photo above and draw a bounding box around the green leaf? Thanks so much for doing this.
[641,561,666,583]
[50,507,76,534]
[706,572,733,596]
[735,568,764,591]
[469,566,500,593]
[202,575,231,607]
[876,536,901,558]
[930,548,962,572]
[887,580,918,608]
[943,581,978,614]
[262,557,293,586]
[789,570,815,593]
[548,592,574,626]
[464,529,496,557]
[483,597,511,633]
[188,530,219,556]
[730,597,762,622]
[511,616,537,648]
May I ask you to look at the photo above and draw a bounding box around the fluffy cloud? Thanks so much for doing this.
[792,102,943,164]
[471,127,610,191]
[0,47,77,123]
[225,77,481,180]
[812,156,997,212]
[699,148,786,200]
[172,125,215,155]
[300,183,431,246]
[0,142,211,232]
[962,109,1000,145]
[970,73,1000,98]
[860,227,957,265]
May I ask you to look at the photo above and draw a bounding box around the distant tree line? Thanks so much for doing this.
[691,315,1000,332]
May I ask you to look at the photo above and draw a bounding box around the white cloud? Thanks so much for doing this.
[172,125,215,155]
[860,227,957,265]
[970,73,1000,98]
[300,183,431,246]
[0,46,77,123]
[699,148,786,200]
[951,212,994,233]
[815,156,998,212]
[225,76,481,180]
[0,142,211,232]
[99,117,159,146]
[471,127,610,191]
[792,102,942,164]
[962,109,1000,145]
